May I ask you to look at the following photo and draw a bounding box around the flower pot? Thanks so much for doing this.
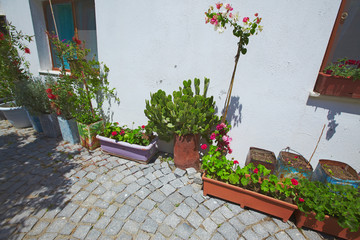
[202,173,297,222]
[96,135,158,163]
[0,102,32,128]
[311,159,360,189]
[26,110,43,133]
[314,72,360,99]
[245,147,277,174]
[295,210,360,240]
[57,116,80,144]
[276,148,313,180]
[77,120,104,150]
[174,134,200,170]
[39,113,61,138]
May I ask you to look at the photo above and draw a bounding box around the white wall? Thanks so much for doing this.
[2,0,360,172]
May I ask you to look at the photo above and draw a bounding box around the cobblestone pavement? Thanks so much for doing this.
[0,120,339,240]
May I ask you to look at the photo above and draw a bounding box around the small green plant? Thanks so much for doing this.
[175,203,180,207]
[103,122,154,146]
[294,178,360,232]
[323,58,360,80]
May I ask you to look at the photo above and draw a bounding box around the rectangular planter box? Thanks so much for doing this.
[96,135,158,164]
[202,173,298,222]
[245,147,277,174]
[77,120,104,150]
[295,210,360,240]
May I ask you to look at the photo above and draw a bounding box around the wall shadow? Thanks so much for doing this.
[221,96,243,127]
[306,96,360,140]
[0,121,81,238]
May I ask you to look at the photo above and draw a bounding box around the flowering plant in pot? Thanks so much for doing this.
[294,178,360,238]
[96,122,158,163]
[144,78,219,169]
[323,58,360,80]
[0,23,33,128]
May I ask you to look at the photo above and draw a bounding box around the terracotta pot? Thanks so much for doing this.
[96,135,158,164]
[174,134,200,170]
[295,210,360,240]
[245,147,277,174]
[314,72,360,99]
[202,173,298,222]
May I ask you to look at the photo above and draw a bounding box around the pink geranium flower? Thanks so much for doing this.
[201,144,207,150]
[215,2,222,9]
[291,178,298,186]
[210,133,216,140]
[233,160,239,164]
[141,125,146,129]
[299,198,305,202]
[254,168,258,174]
[243,17,249,23]
[111,131,117,136]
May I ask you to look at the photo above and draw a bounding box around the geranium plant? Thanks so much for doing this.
[0,23,33,104]
[205,2,263,121]
[103,122,155,146]
[323,58,360,81]
[294,178,360,232]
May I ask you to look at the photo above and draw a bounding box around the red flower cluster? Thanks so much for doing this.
[291,178,298,186]
[253,168,259,174]
[72,37,82,45]
[345,59,360,67]
[24,47,30,54]
[111,131,117,136]
[201,144,207,150]
[298,197,305,202]
[0,32,4,40]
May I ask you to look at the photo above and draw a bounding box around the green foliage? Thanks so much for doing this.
[294,178,360,232]
[144,78,219,141]
[323,58,360,81]
[103,122,154,146]
[0,22,33,104]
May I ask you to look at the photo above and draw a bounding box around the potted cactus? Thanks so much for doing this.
[144,78,219,170]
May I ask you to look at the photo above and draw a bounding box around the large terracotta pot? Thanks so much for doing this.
[295,210,360,240]
[314,72,360,99]
[96,135,158,164]
[202,173,298,222]
[174,134,200,170]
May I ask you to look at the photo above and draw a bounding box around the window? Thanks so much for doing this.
[314,0,360,98]
[43,0,97,70]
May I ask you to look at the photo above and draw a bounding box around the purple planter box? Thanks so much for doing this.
[96,135,158,164]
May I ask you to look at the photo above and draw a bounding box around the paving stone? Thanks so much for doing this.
[95,216,111,229]
[228,216,246,234]
[139,199,156,210]
[219,205,235,219]
[104,204,118,217]
[187,211,203,228]
[93,186,107,195]
[194,227,212,239]
[82,194,98,207]
[145,173,156,181]
[115,191,130,204]
[38,232,57,240]
[70,207,88,223]
[136,177,150,186]
[136,231,151,240]
[82,209,100,223]
[275,231,292,240]
[185,197,199,209]
[73,190,90,201]
[248,209,267,221]
[167,192,185,205]
[130,208,148,223]
[125,182,141,194]
[123,219,139,234]
[114,204,134,220]
[160,184,176,196]
[164,213,181,228]
[211,232,225,240]
[73,225,92,239]
[122,175,137,184]
[262,220,280,235]
[111,184,126,193]
[158,200,175,215]
[19,217,38,233]
[238,211,259,226]
[141,218,159,233]
[125,195,142,207]
[178,185,195,197]
[28,221,49,235]
[218,222,239,240]
[242,228,260,240]
[196,204,211,219]
[273,218,290,230]
[285,229,306,240]
[116,233,133,240]
[174,168,186,177]
[173,223,195,239]
[105,218,124,235]
[252,223,270,239]
[169,178,184,189]
[158,224,174,237]
[203,199,221,211]
[151,179,164,188]
[86,172,97,180]
[112,173,125,182]
[42,207,61,220]
[149,190,166,203]
[101,190,117,202]
[174,202,191,218]
[202,218,217,233]
[149,208,166,223]
[46,218,67,233]
[94,199,110,209]
[85,229,101,240]
[210,209,226,225]
[60,223,75,235]
[136,187,151,199]
[300,229,323,240]
[58,203,79,217]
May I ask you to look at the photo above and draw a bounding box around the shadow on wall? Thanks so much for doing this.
[221,96,243,127]
[306,97,360,140]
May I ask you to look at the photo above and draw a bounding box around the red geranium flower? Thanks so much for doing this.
[120,130,125,135]
[0,32,4,40]
[47,93,56,100]
[233,160,239,165]
[72,37,82,45]
[24,47,30,54]
[141,125,146,129]
[299,197,305,202]
[291,178,298,186]
[111,131,117,136]
[254,168,259,174]
[46,88,52,94]
[201,144,207,150]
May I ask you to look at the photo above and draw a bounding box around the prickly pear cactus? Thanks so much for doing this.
[144,78,219,141]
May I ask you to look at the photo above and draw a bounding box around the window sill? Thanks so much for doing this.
[39,70,71,76]
[309,91,360,104]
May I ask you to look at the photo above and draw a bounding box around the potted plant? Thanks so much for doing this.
[245,147,277,174]
[314,58,360,98]
[294,178,360,239]
[0,23,33,128]
[144,78,219,170]
[311,159,360,189]
[96,122,158,163]
[48,34,119,149]
[276,147,313,180]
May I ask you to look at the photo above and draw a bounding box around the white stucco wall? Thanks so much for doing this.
[2,0,359,172]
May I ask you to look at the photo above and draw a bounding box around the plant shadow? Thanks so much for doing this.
[0,120,82,239]
[220,96,243,127]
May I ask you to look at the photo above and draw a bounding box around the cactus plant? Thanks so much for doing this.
[144,77,219,141]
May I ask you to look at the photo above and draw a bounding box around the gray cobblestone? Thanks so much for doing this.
[114,204,134,220]
[174,223,194,239]
[160,184,176,196]
[105,218,124,235]
[104,204,118,217]
[73,225,92,239]
[85,229,101,240]
[60,223,75,235]
[28,221,49,235]
[139,198,156,210]
[82,209,100,223]
[70,207,88,223]
[94,199,110,209]
[229,217,246,234]
[202,218,217,233]
[46,218,67,233]
[125,195,142,207]
[136,187,151,199]
[285,229,306,240]
[275,231,292,240]
[130,208,148,223]
[149,190,166,203]
[141,218,159,233]
[174,202,191,218]
[164,213,181,228]
[123,219,139,234]
[58,203,79,217]
[95,216,111,229]
[187,211,203,228]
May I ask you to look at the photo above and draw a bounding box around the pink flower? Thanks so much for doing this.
[255,13,258,17]
[210,17,218,25]
[228,148,233,154]
[256,17,261,24]
[215,2,222,9]
[243,17,249,23]
[299,198,305,202]
[254,168,259,174]
[46,88,52,94]
[224,3,233,11]
[233,160,239,165]
[120,130,125,135]
[216,122,226,130]
[291,178,298,186]
[141,125,146,129]
[111,131,117,136]
[210,133,216,140]
[66,44,70,47]
[201,144,207,150]
[229,13,233,18]
[24,47,30,54]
